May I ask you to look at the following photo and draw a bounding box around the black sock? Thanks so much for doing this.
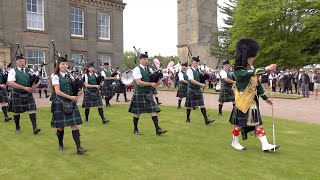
[200,107,208,120]
[72,129,81,149]
[85,108,90,121]
[44,89,48,96]
[178,99,182,107]
[2,106,9,118]
[14,115,20,130]
[155,97,160,104]
[57,130,64,146]
[105,97,108,105]
[116,94,120,100]
[124,93,127,100]
[38,90,41,97]
[29,113,37,129]
[187,109,191,120]
[218,104,223,114]
[98,107,105,120]
[151,116,160,130]
[133,117,139,130]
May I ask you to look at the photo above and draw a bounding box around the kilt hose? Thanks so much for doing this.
[218,85,235,103]
[176,82,187,98]
[8,91,36,113]
[0,89,9,103]
[82,90,103,108]
[128,90,160,114]
[185,88,204,107]
[101,83,115,97]
[51,97,82,128]
[115,81,126,94]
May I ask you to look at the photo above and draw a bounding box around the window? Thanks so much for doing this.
[27,50,45,71]
[98,55,111,69]
[70,7,84,37]
[26,0,44,30]
[71,54,84,72]
[98,13,110,40]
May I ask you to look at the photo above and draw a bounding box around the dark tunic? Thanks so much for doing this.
[218,69,235,103]
[51,73,82,128]
[101,69,115,97]
[176,71,188,98]
[82,73,103,108]
[8,68,36,113]
[185,68,204,107]
[128,65,160,114]
[0,69,9,103]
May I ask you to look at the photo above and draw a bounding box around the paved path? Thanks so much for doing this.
[34,90,319,124]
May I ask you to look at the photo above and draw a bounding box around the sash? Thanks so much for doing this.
[235,76,258,113]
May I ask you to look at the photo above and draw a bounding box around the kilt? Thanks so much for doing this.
[51,97,82,128]
[176,82,187,98]
[101,83,115,97]
[8,91,36,113]
[218,85,235,103]
[128,90,160,114]
[115,81,126,93]
[185,88,204,107]
[50,92,56,101]
[82,90,103,108]
[152,87,158,95]
[0,89,9,103]
[229,100,263,127]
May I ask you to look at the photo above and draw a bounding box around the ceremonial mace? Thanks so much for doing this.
[270,74,276,152]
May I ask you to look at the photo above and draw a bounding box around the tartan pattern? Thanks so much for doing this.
[185,88,204,107]
[82,90,103,108]
[115,80,126,93]
[51,97,82,128]
[176,82,187,98]
[152,87,158,95]
[101,83,115,97]
[218,86,235,103]
[128,90,160,114]
[229,105,263,127]
[8,91,36,113]
[0,89,9,103]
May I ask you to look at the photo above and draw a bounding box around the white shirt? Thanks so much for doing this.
[132,64,147,80]
[101,68,111,77]
[8,67,26,82]
[220,69,228,79]
[186,67,198,80]
[178,71,186,81]
[52,72,67,85]
[84,73,97,83]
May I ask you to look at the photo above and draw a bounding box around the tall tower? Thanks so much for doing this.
[177,0,218,68]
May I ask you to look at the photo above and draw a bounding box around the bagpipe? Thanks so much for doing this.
[187,46,209,84]
[0,63,11,85]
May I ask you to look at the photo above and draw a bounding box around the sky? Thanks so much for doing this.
[123,0,227,56]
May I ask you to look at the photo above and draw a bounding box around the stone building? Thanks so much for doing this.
[177,0,218,69]
[0,0,125,75]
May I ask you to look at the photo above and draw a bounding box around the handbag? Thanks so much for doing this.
[90,91,98,101]
[145,92,153,101]
[62,102,74,115]
[20,93,29,103]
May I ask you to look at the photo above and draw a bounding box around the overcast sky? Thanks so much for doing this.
[123,0,227,56]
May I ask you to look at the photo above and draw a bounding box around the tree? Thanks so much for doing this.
[123,51,137,69]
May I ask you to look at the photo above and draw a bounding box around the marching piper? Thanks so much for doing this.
[82,63,109,124]
[176,62,188,109]
[0,62,12,122]
[101,63,117,107]
[128,53,167,136]
[229,38,280,152]
[185,57,215,125]
[7,54,41,134]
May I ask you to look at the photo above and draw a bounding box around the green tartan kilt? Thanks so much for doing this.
[50,92,56,101]
[8,91,36,113]
[176,83,187,98]
[218,86,235,103]
[101,83,115,97]
[115,81,126,93]
[51,98,82,128]
[0,89,9,103]
[152,87,158,94]
[128,90,160,114]
[82,90,103,108]
[185,88,204,107]
[229,102,263,127]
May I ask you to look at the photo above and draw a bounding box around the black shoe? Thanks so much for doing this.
[218,113,222,116]
[125,99,130,102]
[186,119,191,123]
[59,145,64,151]
[157,102,162,105]
[205,119,215,125]
[156,129,167,136]
[77,147,87,154]
[4,117,12,122]
[116,99,120,102]
[102,118,109,124]
[33,128,41,134]
[46,95,50,98]
[16,128,21,134]
[177,106,181,109]
[133,129,142,135]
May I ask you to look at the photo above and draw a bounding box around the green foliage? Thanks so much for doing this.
[0,106,319,179]
[123,51,137,69]
[230,0,320,68]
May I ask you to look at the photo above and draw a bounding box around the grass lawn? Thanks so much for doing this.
[159,87,303,99]
[0,105,319,179]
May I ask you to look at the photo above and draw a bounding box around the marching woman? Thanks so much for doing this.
[229,38,279,152]
[82,63,108,124]
[114,67,130,103]
[51,56,87,154]
[176,62,188,109]
[0,62,12,122]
